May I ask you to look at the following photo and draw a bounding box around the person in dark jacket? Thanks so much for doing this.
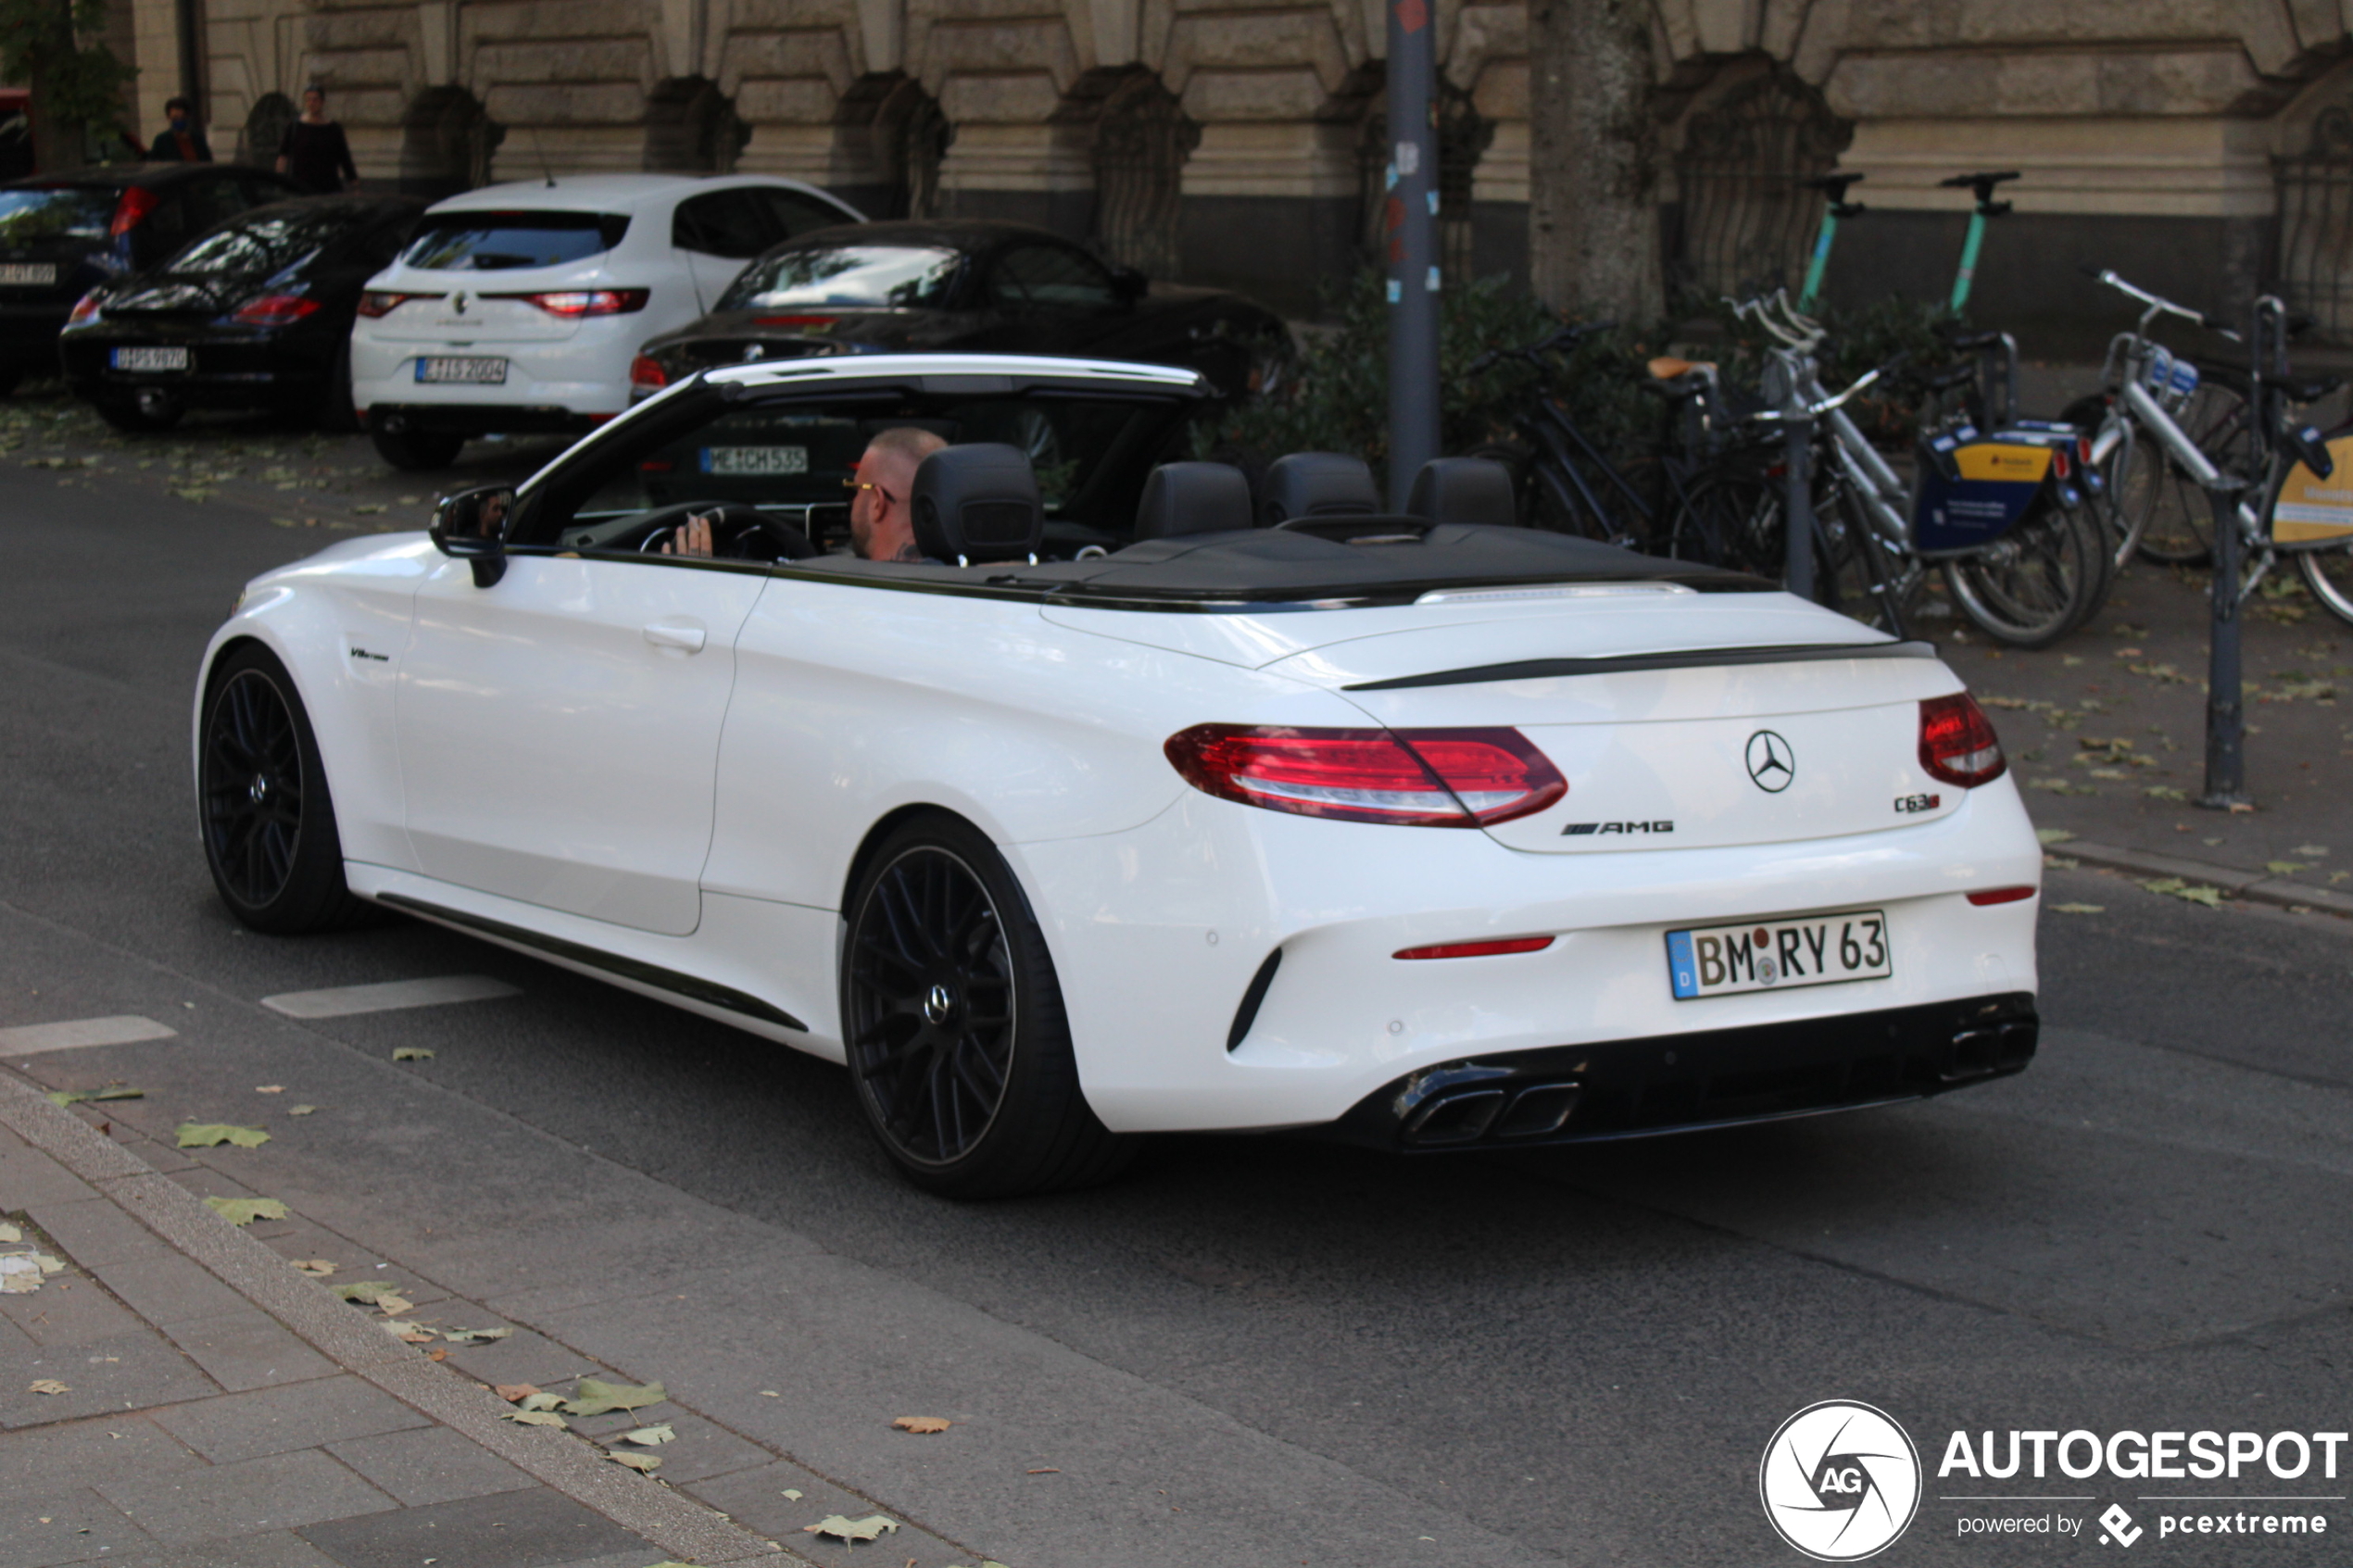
[149,97,212,163]
[276,86,356,194]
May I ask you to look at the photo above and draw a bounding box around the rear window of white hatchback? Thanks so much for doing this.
[398,211,631,271]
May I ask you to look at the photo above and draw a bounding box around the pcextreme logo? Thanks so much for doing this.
[1761,1400,1923,1562]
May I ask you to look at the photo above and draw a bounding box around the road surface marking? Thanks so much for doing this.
[261,975,521,1020]
[0,1016,179,1055]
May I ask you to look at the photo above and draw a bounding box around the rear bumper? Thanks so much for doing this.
[367,402,602,437]
[1323,991,2037,1151]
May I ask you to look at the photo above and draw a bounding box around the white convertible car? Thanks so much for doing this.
[196,353,2040,1197]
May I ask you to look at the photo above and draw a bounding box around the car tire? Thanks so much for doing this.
[371,425,466,470]
[198,644,369,935]
[840,813,1133,1199]
[316,340,362,433]
[95,388,183,433]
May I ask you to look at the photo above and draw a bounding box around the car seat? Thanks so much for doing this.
[911,444,1040,565]
[1259,452,1378,527]
[1135,462,1252,539]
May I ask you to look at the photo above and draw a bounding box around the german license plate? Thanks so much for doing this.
[110,345,189,371]
[0,263,56,286]
[416,356,507,384]
[1667,909,1890,1000]
[703,445,807,476]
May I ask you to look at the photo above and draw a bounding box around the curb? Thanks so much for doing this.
[0,1065,793,1567]
[2055,840,2353,919]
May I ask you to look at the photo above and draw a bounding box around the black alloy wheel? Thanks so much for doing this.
[841,816,1130,1198]
[198,646,364,933]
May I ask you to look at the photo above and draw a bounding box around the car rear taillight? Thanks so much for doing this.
[1395,936,1555,960]
[358,291,441,319]
[630,354,667,391]
[1919,693,2007,787]
[489,289,650,318]
[232,293,321,326]
[1966,886,2036,906]
[109,185,159,238]
[66,292,102,326]
[1164,725,1567,827]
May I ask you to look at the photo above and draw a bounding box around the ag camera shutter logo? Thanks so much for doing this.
[1760,1400,1921,1561]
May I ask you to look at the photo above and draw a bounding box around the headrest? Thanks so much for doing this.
[1406,457,1517,529]
[1135,462,1252,539]
[910,444,1040,564]
[1259,452,1378,526]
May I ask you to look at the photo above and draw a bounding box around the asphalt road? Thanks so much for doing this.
[6,424,2353,1567]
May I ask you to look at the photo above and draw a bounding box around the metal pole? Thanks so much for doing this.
[1782,411,1817,601]
[2196,473,2252,809]
[1384,0,1440,508]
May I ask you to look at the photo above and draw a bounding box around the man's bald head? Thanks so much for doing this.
[849,426,950,561]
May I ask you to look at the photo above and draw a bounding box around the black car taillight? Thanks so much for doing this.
[630,354,668,391]
[232,293,321,326]
[1164,725,1566,827]
[109,185,159,238]
[1919,693,2006,788]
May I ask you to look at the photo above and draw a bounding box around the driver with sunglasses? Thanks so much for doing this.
[659,426,949,562]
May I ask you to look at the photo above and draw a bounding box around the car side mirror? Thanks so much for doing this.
[1111,267,1147,305]
[429,485,514,588]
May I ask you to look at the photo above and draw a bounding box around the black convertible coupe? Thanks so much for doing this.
[629,220,1289,404]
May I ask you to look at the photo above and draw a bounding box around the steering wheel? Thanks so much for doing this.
[633,501,816,561]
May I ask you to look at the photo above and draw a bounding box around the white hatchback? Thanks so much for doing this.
[349,174,863,470]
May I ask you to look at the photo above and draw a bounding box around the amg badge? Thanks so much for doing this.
[1563,821,1674,836]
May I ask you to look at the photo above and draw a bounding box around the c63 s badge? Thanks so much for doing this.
[1894,793,1940,814]
[1563,821,1673,836]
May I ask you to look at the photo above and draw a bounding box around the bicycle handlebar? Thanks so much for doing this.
[1466,320,1618,377]
[2082,266,2242,340]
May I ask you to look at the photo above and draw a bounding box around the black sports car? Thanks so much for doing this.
[630,220,1290,403]
[0,163,303,395]
[58,194,424,433]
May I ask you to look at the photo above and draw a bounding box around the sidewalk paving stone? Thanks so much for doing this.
[324,1424,537,1507]
[94,1449,397,1546]
[292,1486,662,1568]
[78,1248,248,1327]
[1,1485,157,1568]
[148,1375,434,1463]
[157,1309,341,1392]
[6,1414,207,1493]
[100,1534,346,1568]
[29,1195,174,1269]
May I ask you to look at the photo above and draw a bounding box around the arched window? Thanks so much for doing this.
[1671,66,1851,298]
[2277,102,2353,340]
[1090,71,1198,279]
[237,92,296,169]
[400,87,502,200]
[645,76,748,174]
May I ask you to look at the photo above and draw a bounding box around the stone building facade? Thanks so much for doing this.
[115,0,2353,345]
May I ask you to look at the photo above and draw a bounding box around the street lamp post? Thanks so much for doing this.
[1385,0,1440,508]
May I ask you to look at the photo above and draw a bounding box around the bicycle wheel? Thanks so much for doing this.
[1813,475,1912,637]
[1943,501,2109,648]
[1665,466,1781,575]
[2122,378,2252,566]
[2296,543,2353,627]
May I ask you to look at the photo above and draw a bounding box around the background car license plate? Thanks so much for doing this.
[703,445,808,476]
[0,263,56,286]
[1666,909,1889,999]
[110,346,190,371]
[416,357,507,384]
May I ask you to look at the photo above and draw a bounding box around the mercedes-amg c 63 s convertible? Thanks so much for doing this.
[195,353,2040,1198]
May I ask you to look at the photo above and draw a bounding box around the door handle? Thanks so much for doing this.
[642,620,707,655]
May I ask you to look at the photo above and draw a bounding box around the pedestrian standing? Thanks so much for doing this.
[277,86,357,194]
[150,97,212,163]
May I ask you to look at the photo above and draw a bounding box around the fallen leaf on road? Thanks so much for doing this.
[256,1085,283,1094]
[392,1047,434,1061]
[292,1260,336,1277]
[893,1416,951,1434]
[2144,786,2188,802]
[29,1379,69,1395]
[760,1390,780,1398]
[1,1252,65,1293]
[371,1294,415,1316]
[333,1280,404,1303]
[2293,844,2330,857]
[381,1320,436,1342]
[2034,829,2076,845]
[2051,903,2106,914]
[176,1123,271,1149]
[44,1086,143,1108]
[501,1410,567,1427]
[608,1450,661,1473]
[439,1325,512,1345]
[2044,854,2079,869]
[563,1377,666,1417]
[620,1424,675,1446]
[0,1224,17,1243]
[2268,861,2309,875]
[288,1106,317,1116]
[494,1384,538,1404]
[805,1516,900,1543]
[1026,1467,1061,1474]
[519,1393,566,1411]
[781,1488,803,1499]
[204,1197,288,1226]
[2142,878,2225,908]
